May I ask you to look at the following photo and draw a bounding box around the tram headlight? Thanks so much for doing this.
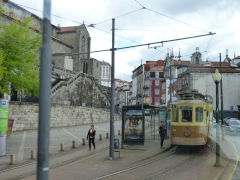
[184,130,191,137]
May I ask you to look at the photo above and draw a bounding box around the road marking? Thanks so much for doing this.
[17,131,26,161]
[225,137,239,180]
[62,128,81,141]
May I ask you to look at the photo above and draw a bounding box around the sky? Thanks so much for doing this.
[11,0,240,81]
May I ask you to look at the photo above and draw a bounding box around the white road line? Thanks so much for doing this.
[62,128,81,141]
[17,131,26,161]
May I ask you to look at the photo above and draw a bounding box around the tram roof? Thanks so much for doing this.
[170,99,212,105]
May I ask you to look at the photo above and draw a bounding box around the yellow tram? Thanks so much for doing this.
[170,91,213,146]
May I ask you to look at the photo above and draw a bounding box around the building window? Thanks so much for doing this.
[161,94,165,104]
[196,57,199,64]
[150,72,155,78]
[159,72,164,78]
[155,89,160,95]
[155,97,159,102]
[81,36,85,54]
[83,62,88,73]
[155,80,159,86]
[162,82,166,90]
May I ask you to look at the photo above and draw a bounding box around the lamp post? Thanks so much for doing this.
[212,69,221,167]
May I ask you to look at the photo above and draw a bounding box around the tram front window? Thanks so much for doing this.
[181,106,192,122]
[196,107,203,122]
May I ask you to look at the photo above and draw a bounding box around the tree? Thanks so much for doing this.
[0,11,41,96]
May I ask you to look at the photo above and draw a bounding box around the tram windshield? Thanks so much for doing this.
[181,106,192,122]
[195,107,203,122]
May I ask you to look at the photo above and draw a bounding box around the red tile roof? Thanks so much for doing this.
[151,66,164,71]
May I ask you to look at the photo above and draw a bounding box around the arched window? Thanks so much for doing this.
[195,57,199,64]
[81,36,85,54]
[83,62,88,73]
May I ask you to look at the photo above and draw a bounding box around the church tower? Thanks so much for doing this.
[191,47,202,64]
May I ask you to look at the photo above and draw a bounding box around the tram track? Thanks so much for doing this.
[0,146,109,180]
[93,145,210,180]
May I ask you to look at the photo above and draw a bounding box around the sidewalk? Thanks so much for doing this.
[1,129,235,180]
[0,134,170,180]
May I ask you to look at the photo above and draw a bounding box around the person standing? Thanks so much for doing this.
[87,124,96,150]
[159,121,166,148]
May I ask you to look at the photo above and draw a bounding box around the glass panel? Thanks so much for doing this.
[181,106,192,122]
[196,107,203,122]
[172,108,178,122]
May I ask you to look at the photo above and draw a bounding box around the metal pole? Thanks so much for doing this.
[142,64,144,110]
[170,66,172,103]
[219,53,224,140]
[109,18,115,160]
[215,81,221,167]
[37,0,52,179]
[154,111,156,140]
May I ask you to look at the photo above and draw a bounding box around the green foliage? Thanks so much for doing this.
[0,16,41,96]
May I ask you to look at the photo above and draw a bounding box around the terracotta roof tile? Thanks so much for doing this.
[211,62,230,67]
[151,66,164,71]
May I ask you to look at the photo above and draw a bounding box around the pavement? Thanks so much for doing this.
[0,125,238,180]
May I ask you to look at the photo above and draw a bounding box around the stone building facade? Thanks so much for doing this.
[1,0,108,107]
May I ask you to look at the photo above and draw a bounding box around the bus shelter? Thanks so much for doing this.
[150,106,171,140]
[122,104,158,145]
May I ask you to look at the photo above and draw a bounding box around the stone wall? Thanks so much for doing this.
[9,102,115,132]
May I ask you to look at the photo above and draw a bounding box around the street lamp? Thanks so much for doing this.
[212,69,221,167]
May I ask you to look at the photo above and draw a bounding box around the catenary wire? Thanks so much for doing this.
[94,7,144,26]
[56,32,215,56]
[14,2,150,48]
[145,8,210,33]
[132,0,210,33]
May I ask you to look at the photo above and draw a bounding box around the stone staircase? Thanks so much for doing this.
[51,66,110,107]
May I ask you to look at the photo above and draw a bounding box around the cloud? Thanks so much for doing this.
[11,0,240,81]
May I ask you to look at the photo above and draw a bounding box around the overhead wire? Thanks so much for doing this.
[56,32,215,57]
[145,8,210,33]
[14,1,150,49]
[132,0,210,33]
[13,3,83,25]
[93,7,144,26]
[14,1,215,58]
[133,0,146,8]
[115,28,203,32]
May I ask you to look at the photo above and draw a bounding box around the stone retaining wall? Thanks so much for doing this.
[9,102,116,131]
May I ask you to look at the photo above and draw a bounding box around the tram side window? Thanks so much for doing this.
[172,108,178,122]
[181,107,192,122]
[195,107,203,122]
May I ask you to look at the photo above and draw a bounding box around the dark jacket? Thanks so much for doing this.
[159,124,166,137]
[87,129,96,139]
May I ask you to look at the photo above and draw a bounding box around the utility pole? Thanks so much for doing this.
[110,18,115,160]
[169,65,172,103]
[219,53,224,140]
[142,64,144,110]
[37,0,52,180]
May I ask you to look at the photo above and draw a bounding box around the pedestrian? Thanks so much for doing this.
[159,121,166,148]
[87,124,96,150]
